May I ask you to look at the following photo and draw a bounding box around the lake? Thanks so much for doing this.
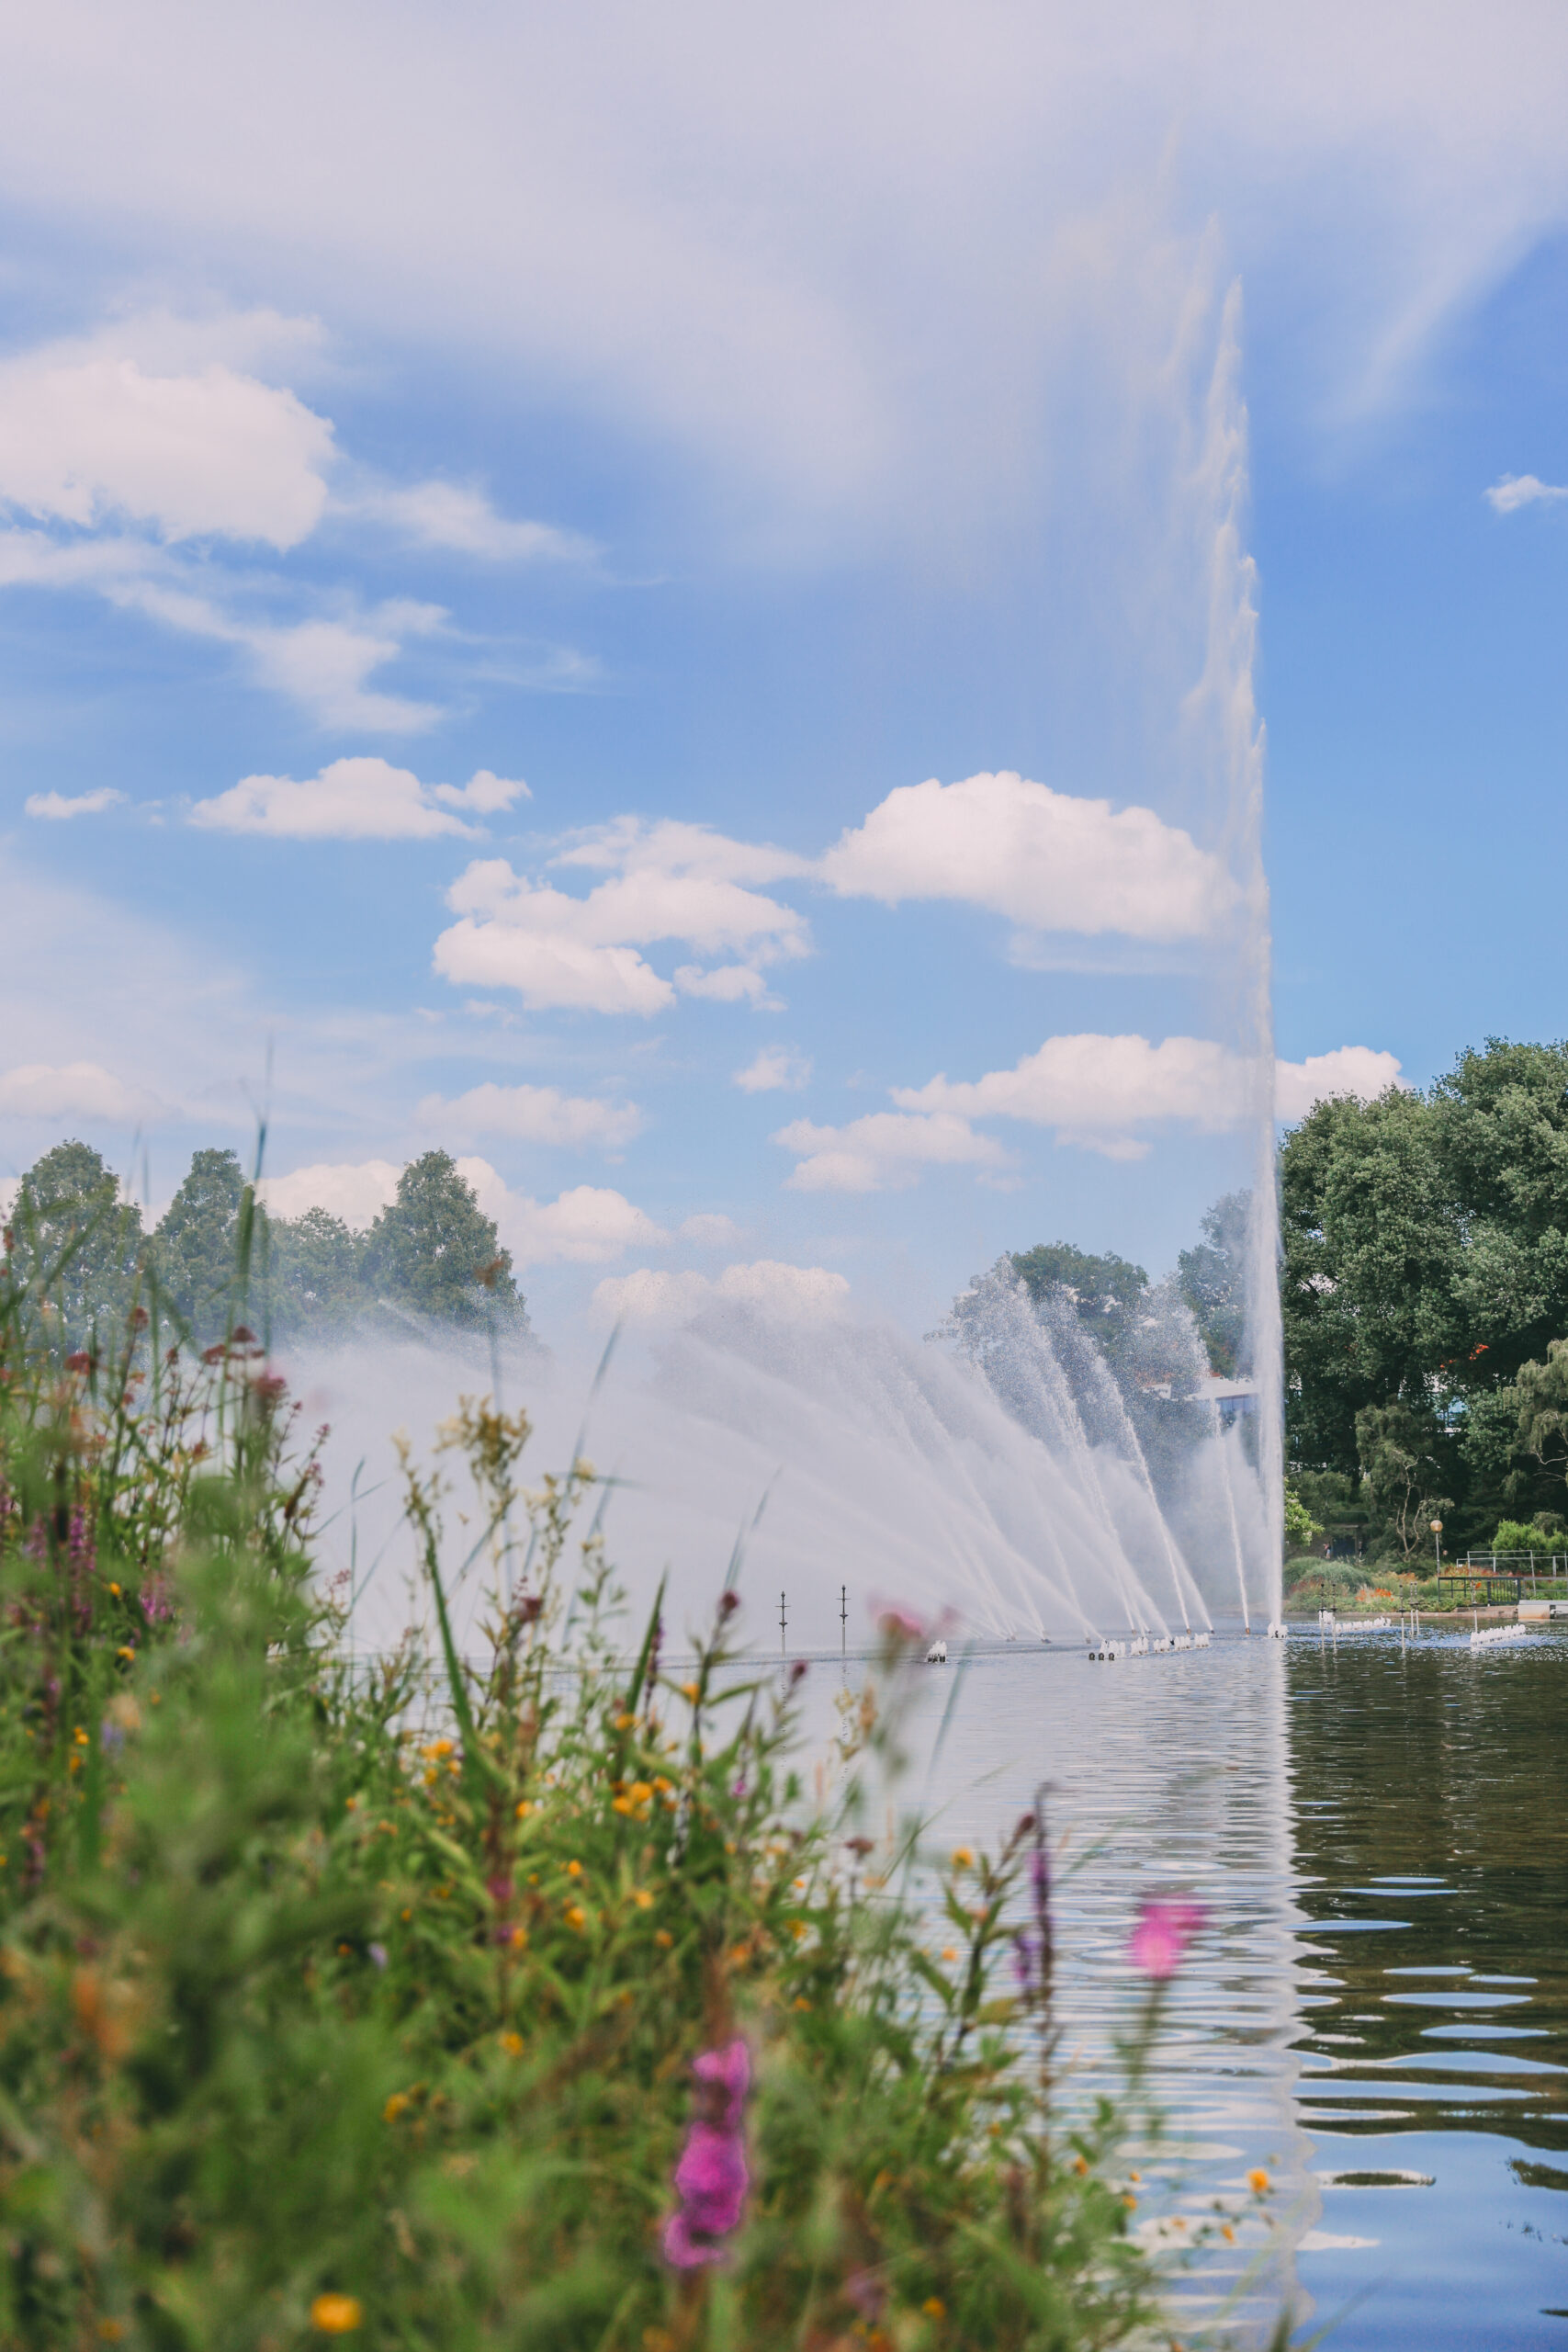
[816,1623,1568,2348]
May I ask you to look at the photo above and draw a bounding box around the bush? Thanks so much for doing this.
[0,1284,1240,2347]
[1490,1519,1564,1555]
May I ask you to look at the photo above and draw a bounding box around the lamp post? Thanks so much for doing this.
[1430,1517,1443,1589]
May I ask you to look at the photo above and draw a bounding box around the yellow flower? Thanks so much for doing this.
[921,2299,946,2321]
[793,1996,811,2011]
[567,1859,583,1878]
[681,1679,701,1702]
[383,2092,410,2122]
[500,2030,524,2055]
[1247,2167,1270,2195]
[1221,2223,1235,2245]
[1073,2154,1089,2176]
[73,1727,89,1747]
[615,1711,637,1731]
[612,1794,635,1815]
[628,1781,654,1804]
[941,1947,960,1963]
[1122,2193,1137,2210]
[509,1925,528,1949]
[310,2292,363,2332]
[565,1903,587,1931]
[116,1646,136,1661]
[951,1847,974,1871]
[632,1888,654,1910]
[515,1799,532,1818]
[655,1928,674,1949]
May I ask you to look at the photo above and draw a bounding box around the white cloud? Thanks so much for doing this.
[24,786,126,820]
[0,322,334,548]
[414,1080,642,1149]
[188,756,525,840]
[434,824,809,1016]
[0,527,444,730]
[820,772,1235,942]
[771,1109,1012,1193]
[592,1258,850,1323]
[892,1033,1405,1159]
[733,1046,811,1092]
[673,964,779,1005]
[1274,1046,1404,1121]
[257,1159,402,1228]
[347,480,595,562]
[481,1178,670,1266]
[679,1212,744,1247]
[0,1060,168,1124]
[1485,474,1568,514]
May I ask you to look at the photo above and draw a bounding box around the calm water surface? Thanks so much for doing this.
[809,1626,1568,2348]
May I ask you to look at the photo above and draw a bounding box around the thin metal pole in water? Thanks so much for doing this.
[779,1590,787,1657]
[840,1584,847,1658]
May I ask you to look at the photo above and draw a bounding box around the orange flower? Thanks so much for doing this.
[1247,2167,1270,2195]
[310,2293,362,2333]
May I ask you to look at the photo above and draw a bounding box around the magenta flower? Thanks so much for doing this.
[877,1609,926,1644]
[661,2038,750,2268]
[1127,1898,1205,1979]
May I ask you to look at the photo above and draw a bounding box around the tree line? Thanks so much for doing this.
[1,1139,529,1349]
[1280,1036,1568,1561]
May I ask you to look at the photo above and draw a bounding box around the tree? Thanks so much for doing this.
[268,1207,366,1337]
[1009,1240,1147,1360]
[1354,1401,1452,1562]
[360,1152,527,1331]
[152,1149,260,1341]
[1177,1191,1250,1377]
[3,1140,145,1348]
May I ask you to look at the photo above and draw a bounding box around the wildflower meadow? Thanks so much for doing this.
[0,1199,1276,2351]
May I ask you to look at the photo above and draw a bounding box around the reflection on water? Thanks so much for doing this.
[1288,1627,1568,2348]
[814,1624,1568,2346]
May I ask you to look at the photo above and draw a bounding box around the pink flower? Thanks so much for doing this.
[877,1609,926,1644]
[661,2039,750,2268]
[1127,1898,1205,1980]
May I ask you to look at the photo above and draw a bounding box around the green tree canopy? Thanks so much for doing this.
[268,1206,365,1336]
[1177,1190,1250,1377]
[4,1140,145,1349]
[1009,1240,1147,1355]
[152,1148,258,1341]
[360,1152,527,1331]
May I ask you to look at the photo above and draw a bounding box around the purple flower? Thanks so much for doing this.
[1127,1898,1205,1980]
[661,2038,750,2268]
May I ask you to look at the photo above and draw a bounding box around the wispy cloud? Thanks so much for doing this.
[414,1080,642,1149]
[592,1260,848,1323]
[733,1046,811,1092]
[24,786,126,820]
[342,480,597,563]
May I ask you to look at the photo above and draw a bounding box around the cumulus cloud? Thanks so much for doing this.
[486,1181,669,1266]
[0,322,334,548]
[24,786,126,820]
[733,1046,811,1092]
[771,1109,1012,1192]
[188,756,527,840]
[1485,474,1568,514]
[891,1034,1405,1159]
[434,822,809,1016]
[0,1060,168,1123]
[1274,1046,1404,1121]
[413,1080,642,1150]
[256,1159,402,1228]
[819,771,1236,941]
[592,1259,850,1323]
[347,480,596,562]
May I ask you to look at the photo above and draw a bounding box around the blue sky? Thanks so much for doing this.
[1,2,1565,1341]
